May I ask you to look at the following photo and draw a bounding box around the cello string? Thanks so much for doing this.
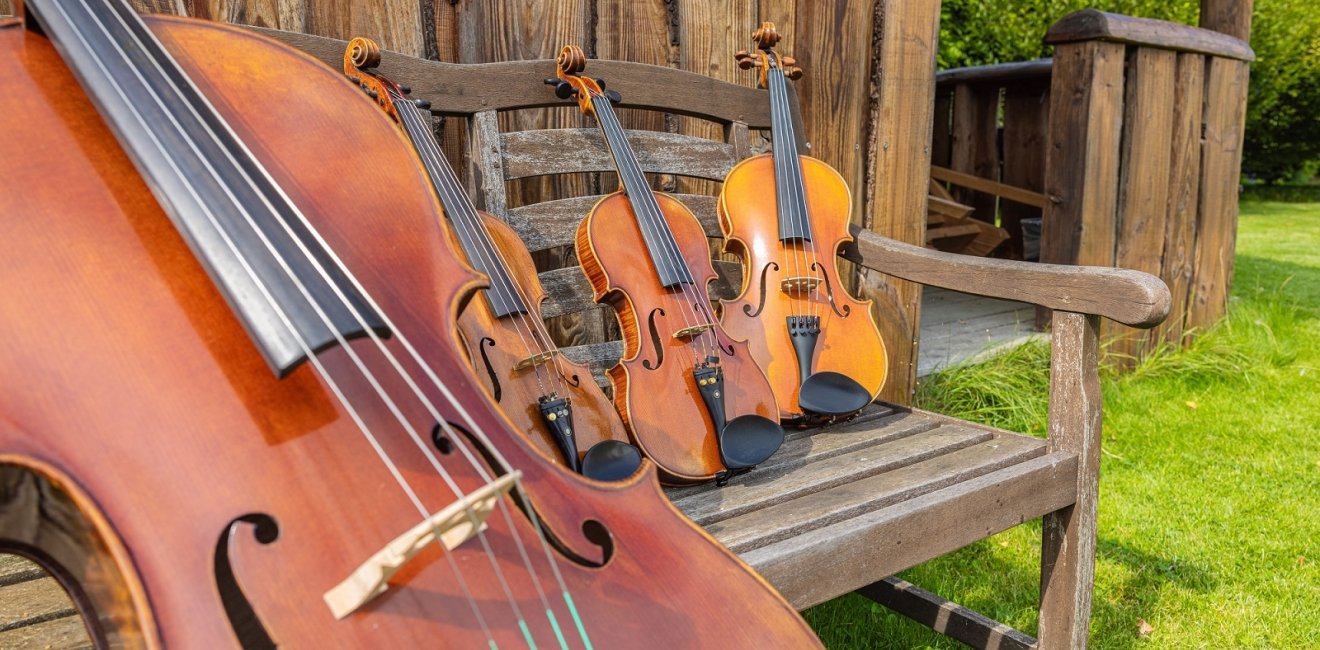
[50,2,502,641]
[395,99,566,400]
[85,1,577,644]
[395,97,577,402]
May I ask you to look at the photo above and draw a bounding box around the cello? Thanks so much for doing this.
[551,46,785,484]
[720,23,888,422]
[344,37,641,482]
[0,0,824,646]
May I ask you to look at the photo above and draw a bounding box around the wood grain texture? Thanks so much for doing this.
[1111,47,1176,363]
[1039,39,1126,333]
[857,577,1036,650]
[1038,312,1103,648]
[932,165,1046,209]
[506,193,720,252]
[1156,52,1207,347]
[1000,84,1049,259]
[949,83,1000,221]
[931,89,951,168]
[842,226,1171,328]
[1046,9,1255,61]
[1199,0,1254,42]
[860,0,942,405]
[500,128,737,181]
[1187,57,1250,332]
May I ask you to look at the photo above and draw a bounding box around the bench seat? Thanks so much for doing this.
[667,405,1075,608]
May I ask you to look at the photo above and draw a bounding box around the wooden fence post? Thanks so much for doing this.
[1199,0,1254,41]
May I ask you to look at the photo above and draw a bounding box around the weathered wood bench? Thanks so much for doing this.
[260,30,1172,649]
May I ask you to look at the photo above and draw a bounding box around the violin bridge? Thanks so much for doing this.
[780,276,821,296]
[673,323,714,340]
[515,350,559,370]
[323,472,521,619]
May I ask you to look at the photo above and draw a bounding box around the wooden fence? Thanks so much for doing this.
[932,9,1254,365]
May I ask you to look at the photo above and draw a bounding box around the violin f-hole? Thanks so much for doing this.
[476,337,501,402]
[641,307,665,370]
[743,262,779,317]
[811,262,851,318]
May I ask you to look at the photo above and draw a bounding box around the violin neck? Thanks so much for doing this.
[767,65,813,243]
[25,0,385,376]
[391,98,528,318]
[591,98,694,288]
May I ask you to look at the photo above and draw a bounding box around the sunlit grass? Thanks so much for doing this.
[805,202,1320,648]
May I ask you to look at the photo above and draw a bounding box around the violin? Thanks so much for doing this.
[721,23,888,422]
[551,46,785,484]
[0,1,823,646]
[344,37,641,482]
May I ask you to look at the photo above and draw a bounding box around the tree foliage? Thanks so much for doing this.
[939,0,1320,182]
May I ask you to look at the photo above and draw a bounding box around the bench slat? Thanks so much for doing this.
[538,261,743,320]
[501,129,737,181]
[0,555,43,587]
[674,422,992,526]
[743,452,1078,609]
[504,194,721,252]
[0,576,77,631]
[0,612,89,649]
[711,434,1047,553]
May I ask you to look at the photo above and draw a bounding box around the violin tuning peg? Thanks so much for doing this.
[734,50,756,69]
[595,78,606,90]
[399,84,411,95]
[604,89,622,104]
[781,56,796,67]
[786,67,804,80]
[413,99,431,110]
[544,77,577,100]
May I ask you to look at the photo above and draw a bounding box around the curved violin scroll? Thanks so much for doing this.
[551,45,622,116]
[734,22,803,89]
[343,37,432,122]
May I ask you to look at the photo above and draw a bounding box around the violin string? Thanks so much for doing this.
[395,97,568,400]
[82,1,580,645]
[771,60,821,326]
[396,97,583,405]
[592,98,719,366]
[49,2,504,641]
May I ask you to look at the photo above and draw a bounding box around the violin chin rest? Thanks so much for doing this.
[581,440,644,482]
[798,371,872,418]
[719,414,785,469]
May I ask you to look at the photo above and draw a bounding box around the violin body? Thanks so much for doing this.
[0,14,819,648]
[719,154,888,420]
[451,213,633,470]
[577,192,781,483]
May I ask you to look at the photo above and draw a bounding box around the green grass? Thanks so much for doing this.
[805,201,1320,648]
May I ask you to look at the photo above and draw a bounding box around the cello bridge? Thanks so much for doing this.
[780,276,820,296]
[674,323,714,340]
[515,350,559,370]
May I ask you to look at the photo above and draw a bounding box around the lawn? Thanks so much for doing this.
[805,201,1320,648]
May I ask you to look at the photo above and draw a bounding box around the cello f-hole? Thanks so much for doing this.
[214,514,280,650]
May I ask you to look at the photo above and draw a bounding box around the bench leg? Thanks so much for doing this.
[1038,312,1102,648]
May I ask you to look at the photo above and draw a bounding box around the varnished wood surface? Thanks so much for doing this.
[576,192,780,483]
[452,214,633,470]
[0,16,820,648]
[719,154,888,420]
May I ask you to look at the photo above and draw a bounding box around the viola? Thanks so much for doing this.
[551,46,785,484]
[720,23,888,422]
[0,1,822,646]
[344,37,641,482]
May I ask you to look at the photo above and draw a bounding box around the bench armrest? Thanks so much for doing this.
[842,226,1171,328]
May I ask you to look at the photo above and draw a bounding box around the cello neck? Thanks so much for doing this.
[24,0,385,376]
[390,95,529,318]
[590,96,695,288]
[766,61,813,243]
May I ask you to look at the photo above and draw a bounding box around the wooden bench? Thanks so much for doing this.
[263,30,1170,649]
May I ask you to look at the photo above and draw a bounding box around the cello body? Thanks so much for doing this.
[576,193,781,483]
[0,12,820,648]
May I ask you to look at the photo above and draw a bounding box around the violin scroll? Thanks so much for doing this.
[553,45,621,115]
[735,22,803,87]
[752,21,781,50]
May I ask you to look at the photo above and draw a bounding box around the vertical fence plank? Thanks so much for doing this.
[950,83,1000,223]
[1000,84,1048,259]
[188,0,303,30]
[1188,57,1250,331]
[862,0,941,404]
[1156,52,1206,348]
[1111,47,1176,364]
[931,88,951,169]
[1039,40,1125,326]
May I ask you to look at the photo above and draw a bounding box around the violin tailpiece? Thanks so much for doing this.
[322,472,520,619]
